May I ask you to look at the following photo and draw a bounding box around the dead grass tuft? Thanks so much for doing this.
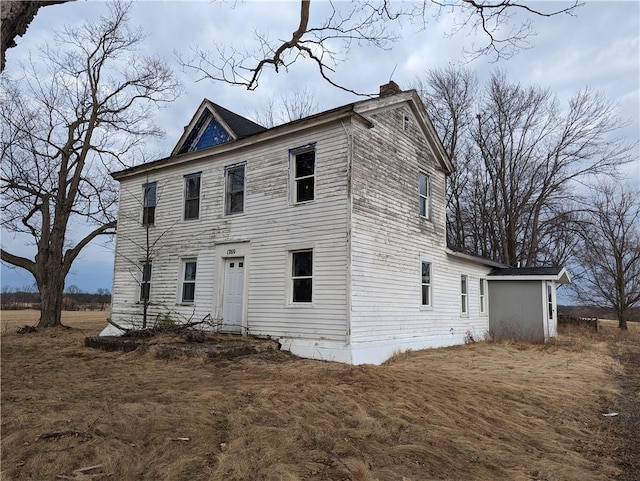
[2,311,638,480]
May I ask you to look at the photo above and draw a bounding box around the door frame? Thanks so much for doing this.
[214,241,250,334]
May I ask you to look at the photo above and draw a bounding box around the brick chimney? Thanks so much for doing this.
[379,81,402,96]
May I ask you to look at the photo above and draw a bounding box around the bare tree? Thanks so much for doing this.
[0,2,181,328]
[571,184,640,330]
[419,67,634,267]
[252,87,320,128]
[180,0,581,94]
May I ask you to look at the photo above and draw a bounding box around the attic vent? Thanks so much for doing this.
[379,81,402,96]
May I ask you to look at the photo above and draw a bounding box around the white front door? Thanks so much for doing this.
[222,257,244,333]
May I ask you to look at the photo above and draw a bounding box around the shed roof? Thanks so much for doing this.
[488,267,571,284]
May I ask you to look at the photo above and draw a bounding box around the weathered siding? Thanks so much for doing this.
[349,101,491,345]
[111,121,350,341]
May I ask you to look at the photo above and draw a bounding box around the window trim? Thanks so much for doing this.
[290,144,316,204]
[183,172,201,221]
[419,171,431,220]
[479,278,488,315]
[289,249,313,305]
[140,261,152,302]
[142,181,157,226]
[180,258,197,304]
[461,274,468,315]
[420,260,432,308]
[224,163,246,215]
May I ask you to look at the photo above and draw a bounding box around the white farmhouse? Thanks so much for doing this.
[104,82,569,364]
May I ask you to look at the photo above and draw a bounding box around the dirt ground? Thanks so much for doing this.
[1,310,638,481]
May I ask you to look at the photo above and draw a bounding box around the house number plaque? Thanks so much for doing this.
[227,249,236,255]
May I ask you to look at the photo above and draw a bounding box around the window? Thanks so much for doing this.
[479,278,487,314]
[419,172,431,219]
[184,173,201,220]
[142,182,157,225]
[225,164,245,215]
[461,275,468,314]
[421,261,432,306]
[547,283,554,320]
[403,114,410,131]
[181,259,197,303]
[291,250,313,303]
[140,261,152,302]
[293,149,315,203]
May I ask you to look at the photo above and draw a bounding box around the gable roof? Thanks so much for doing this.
[112,87,452,180]
[171,99,266,156]
[488,267,571,284]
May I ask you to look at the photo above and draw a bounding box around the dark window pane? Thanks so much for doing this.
[421,262,430,283]
[185,176,200,199]
[422,285,429,306]
[293,278,312,302]
[184,261,197,281]
[142,263,152,282]
[295,151,315,177]
[419,173,427,196]
[296,177,314,202]
[419,198,426,217]
[182,283,195,302]
[293,251,312,277]
[228,166,245,191]
[143,206,155,225]
[140,283,150,301]
[228,191,244,214]
[185,198,199,219]
[144,183,157,207]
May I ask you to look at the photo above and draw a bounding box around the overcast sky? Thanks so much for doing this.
[1,0,639,293]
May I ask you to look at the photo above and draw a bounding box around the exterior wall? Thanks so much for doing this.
[109,121,350,342]
[347,100,492,359]
[488,280,544,342]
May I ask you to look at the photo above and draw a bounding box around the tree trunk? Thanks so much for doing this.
[619,315,628,331]
[35,262,67,328]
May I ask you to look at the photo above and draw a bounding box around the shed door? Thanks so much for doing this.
[546,281,557,338]
[222,258,244,333]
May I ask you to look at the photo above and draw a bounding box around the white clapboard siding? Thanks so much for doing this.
[111,121,350,341]
[349,103,492,343]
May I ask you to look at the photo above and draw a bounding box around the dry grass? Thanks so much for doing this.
[1,312,638,481]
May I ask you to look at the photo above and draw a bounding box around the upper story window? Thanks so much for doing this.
[225,164,245,215]
[292,147,315,203]
[181,259,197,303]
[403,114,410,132]
[184,173,201,220]
[142,182,157,226]
[419,172,431,219]
[461,274,468,314]
[140,261,152,302]
[421,261,432,307]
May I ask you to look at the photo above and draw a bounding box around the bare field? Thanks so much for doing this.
[0,309,110,332]
[1,313,638,481]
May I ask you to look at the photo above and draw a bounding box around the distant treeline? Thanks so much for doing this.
[1,289,111,311]
[558,305,640,322]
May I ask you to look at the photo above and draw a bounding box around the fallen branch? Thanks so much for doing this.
[37,429,89,440]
